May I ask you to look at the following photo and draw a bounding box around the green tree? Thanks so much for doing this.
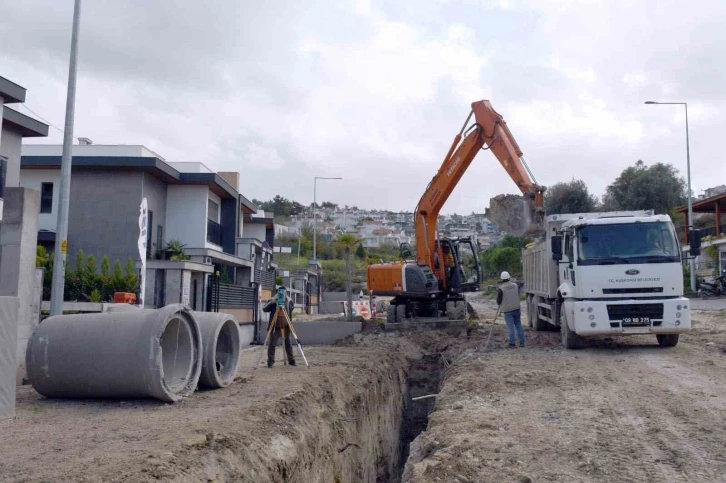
[489,247,521,275]
[602,160,687,214]
[36,246,49,268]
[499,235,531,251]
[335,233,360,322]
[355,244,366,259]
[124,259,139,293]
[544,178,599,214]
[112,261,125,293]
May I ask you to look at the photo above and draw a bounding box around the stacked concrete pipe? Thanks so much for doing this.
[191,311,241,389]
[26,304,202,403]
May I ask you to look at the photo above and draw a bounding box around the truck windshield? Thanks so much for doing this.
[577,222,680,265]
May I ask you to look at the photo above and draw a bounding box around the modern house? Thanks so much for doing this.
[678,190,726,277]
[19,144,278,319]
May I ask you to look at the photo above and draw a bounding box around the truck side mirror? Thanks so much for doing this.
[551,235,563,261]
[689,229,701,256]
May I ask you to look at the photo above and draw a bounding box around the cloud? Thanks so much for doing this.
[2,0,725,214]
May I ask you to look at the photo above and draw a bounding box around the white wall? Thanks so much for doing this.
[21,144,163,159]
[18,169,61,231]
[165,185,208,248]
[1,128,22,188]
[245,223,266,242]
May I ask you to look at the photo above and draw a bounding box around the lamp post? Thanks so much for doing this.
[644,101,695,292]
[312,176,342,262]
[50,0,82,316]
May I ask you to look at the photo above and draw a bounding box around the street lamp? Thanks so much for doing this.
[50,0,82,316]
[312,176,343,261]
[644,100,695,292]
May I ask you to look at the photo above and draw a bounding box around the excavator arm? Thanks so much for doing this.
[415,100,545,269]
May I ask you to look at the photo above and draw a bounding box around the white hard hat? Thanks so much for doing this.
[500,271,511,281]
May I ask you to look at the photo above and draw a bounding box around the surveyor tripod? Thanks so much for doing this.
[254,304,309,369]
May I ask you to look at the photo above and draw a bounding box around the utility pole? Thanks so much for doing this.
[50,0,82,316]
[644,101,695,292]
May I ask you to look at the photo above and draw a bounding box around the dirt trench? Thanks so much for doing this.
[137,339,434,483]
[2,334,452,483]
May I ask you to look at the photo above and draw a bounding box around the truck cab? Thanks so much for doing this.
[524,211,693,349]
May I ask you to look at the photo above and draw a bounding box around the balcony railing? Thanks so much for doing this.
[207,219,223,246]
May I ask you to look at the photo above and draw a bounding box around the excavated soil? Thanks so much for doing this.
[403,303,726,483]
[3,297,726,483]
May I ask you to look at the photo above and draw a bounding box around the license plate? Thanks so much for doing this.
[622,317,650,325]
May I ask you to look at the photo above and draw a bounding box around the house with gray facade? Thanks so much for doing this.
[19,144,276,318]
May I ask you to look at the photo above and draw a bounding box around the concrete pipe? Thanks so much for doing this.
[26,304,202,403]
[192,312,241,389]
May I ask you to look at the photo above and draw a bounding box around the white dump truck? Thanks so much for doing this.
[523,210,697,349]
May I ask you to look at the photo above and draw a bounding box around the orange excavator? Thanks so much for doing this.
[367,100,546,323]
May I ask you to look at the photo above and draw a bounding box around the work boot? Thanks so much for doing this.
[288,360,297,366]
[267,361,274,368]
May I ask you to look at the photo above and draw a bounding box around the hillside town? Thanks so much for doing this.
[283,208,503,249]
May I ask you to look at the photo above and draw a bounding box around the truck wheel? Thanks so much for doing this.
[561,311,584,350]
[386,305,396,324]
[532,296,548,332]
[396,303,407,322]
[656,334,679,347]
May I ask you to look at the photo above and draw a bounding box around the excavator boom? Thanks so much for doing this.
[415,100,545,269]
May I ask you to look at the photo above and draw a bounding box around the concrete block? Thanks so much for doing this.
[0,296,19,419]
[239,322,254,348]
[164,269,182,304]
[319,300,345,315]
[0,188,39,385]
[290,320,362,345]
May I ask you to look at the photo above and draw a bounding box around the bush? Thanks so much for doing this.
[38,249,140,302]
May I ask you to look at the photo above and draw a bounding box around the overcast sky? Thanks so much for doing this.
[2,0,725,214]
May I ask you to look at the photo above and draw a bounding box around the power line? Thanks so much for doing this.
[17,104,78,140]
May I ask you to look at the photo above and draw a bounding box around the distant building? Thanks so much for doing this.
[701,185,726,199]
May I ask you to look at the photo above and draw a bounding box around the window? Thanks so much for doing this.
[207,199,219,222]
[577,222,680,265]
[0,156,7,199]
[156,225,163,257]
[147,211,153,258]
[565,234,574,261]
[40,183,53,214]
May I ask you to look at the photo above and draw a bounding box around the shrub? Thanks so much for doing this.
[38,249,140,302]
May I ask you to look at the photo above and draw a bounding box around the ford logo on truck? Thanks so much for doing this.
[625,269,640,275]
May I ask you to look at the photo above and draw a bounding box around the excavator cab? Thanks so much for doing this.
[435,237,481,294]
[451,237,481,293]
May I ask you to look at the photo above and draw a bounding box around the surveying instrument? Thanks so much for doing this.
[255,287,309,369]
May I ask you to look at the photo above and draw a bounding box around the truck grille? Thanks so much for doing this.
[602,287,663,294]
[606,303,664,321]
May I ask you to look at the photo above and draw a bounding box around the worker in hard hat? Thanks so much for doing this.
[496,271,525,348]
